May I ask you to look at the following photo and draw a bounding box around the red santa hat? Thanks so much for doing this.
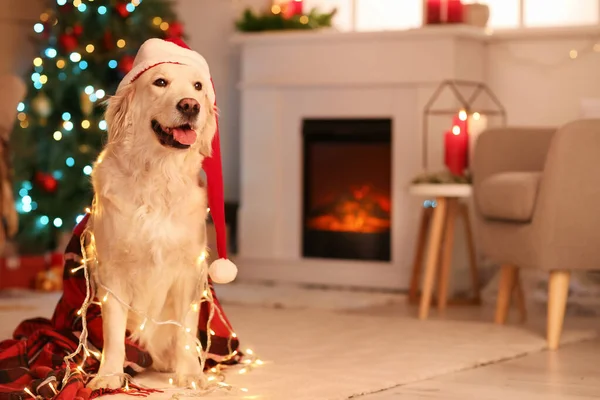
[120,38,237,284]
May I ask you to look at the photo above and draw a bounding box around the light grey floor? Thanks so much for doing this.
[349,300,600,399]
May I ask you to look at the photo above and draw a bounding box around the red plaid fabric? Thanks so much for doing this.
[0,215,241,400]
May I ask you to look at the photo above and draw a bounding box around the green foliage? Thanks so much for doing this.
[411,170,472,184]
[236,7,337,32]
[12,0,182,253]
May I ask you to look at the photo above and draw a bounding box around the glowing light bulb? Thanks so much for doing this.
[62,112,71,121]
[56,59,65,68]
[160,22,169,31]
[33,57,43,66]
[299,15,309,24]
[63,121,74,131]
[117,39,126,48]
[33,23,44,33]
[168,378,173,385]
[17,102,25,112]
[271,5,281,14]
[83,165,93,175]
[96,89,105,99]
[69,52,81,62]
[458,110,467,121]
[45,48,57,58]
[232,333,237,338]
[54,218,63,228]
[452,125,461,135]
[98,6,107,15]
[81,120,90,129]
[53,131,62,141]
[153,17,162,25]
[569,49,578,59]
[473,112,481,120]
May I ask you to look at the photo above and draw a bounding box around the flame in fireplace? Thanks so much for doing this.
[306,185,391,233]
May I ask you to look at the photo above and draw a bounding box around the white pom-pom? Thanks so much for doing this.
[209,258,238,284]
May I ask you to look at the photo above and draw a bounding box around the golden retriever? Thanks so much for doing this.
[87,61,217,390]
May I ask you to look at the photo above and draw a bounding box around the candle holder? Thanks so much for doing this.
[416,79,507,183]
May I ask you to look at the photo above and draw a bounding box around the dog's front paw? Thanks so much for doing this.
[87,374,124,391]
[175,373,204,389]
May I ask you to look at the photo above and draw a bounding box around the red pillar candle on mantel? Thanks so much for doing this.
[424,0,464,24]
[444,124,469,176]
[276,0,303,18]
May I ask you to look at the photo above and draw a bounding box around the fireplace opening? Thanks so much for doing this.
[302,119,392,261]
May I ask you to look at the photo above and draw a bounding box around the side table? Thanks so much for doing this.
[408,184,481,320]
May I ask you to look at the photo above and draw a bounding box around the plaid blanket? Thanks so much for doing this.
[0,214,241,400]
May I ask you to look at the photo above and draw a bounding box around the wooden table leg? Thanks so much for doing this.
[437,199,458,312]
[513,272,527,323]
[408,206,433,303]
[418,197,447,320]
[460,203,481,303]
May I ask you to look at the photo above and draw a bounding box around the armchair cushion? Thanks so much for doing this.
[477,171,541,222]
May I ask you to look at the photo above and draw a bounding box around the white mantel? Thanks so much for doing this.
[233,26,488,289]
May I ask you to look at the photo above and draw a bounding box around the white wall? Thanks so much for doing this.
[3,1,600,202]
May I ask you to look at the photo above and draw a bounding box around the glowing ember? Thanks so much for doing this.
[306,185,391,233]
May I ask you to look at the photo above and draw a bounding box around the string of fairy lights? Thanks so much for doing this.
[22,209,263,399]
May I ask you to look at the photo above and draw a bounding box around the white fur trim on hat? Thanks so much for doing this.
[209,258,238,284]
[118,38,215,103]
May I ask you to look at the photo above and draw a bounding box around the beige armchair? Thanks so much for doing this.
[472,119,600,350]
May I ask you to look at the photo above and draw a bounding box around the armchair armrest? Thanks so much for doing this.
[533,119,600,270]
[472,127,556,186]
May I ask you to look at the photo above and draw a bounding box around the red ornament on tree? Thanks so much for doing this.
[118,55,135,75]
[115,2,129,18]
[73,23,83,36]
[35,172,58,194]
[167,21,184,38]
[59,34,78,53]
[103,31,114,50]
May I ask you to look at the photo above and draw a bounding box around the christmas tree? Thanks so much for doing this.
[12,0,184,253]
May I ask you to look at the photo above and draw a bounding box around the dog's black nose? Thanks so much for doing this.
[176,98,200,118]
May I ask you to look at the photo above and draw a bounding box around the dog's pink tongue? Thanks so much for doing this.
[172,128,197,145]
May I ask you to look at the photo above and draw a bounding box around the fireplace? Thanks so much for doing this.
[302,119,392,261]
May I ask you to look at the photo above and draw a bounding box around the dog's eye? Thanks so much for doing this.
[153,78,168,87]
[194,82,203,91]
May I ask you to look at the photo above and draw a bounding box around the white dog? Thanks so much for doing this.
[87,45,219,390]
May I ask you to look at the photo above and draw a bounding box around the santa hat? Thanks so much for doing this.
[119,38,237,284]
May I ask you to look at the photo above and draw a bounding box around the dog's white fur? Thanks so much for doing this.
[87,63,217,390]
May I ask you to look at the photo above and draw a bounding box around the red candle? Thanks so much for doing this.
[425,0,464,24]
[283,0,303,18]
[444,124,468,176]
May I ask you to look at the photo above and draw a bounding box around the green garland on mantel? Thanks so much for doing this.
[236,7,337,32]
[411,170,472,185]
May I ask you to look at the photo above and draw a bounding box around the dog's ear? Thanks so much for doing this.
[199,96,218,157]
[104,83,135,144]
